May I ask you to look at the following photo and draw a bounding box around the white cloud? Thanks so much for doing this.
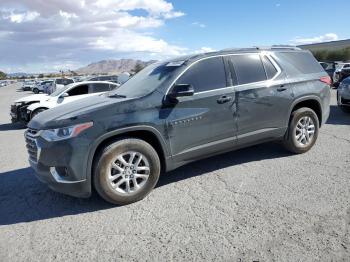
[0,0,186,72]
[59,10,78,19]
[194,47,216,54]
[2,10,39,23]
[192,21,206,28]
[89,29,187,56]
[291,33,339,45]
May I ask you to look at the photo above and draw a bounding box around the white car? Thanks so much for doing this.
[11,81,118,122]
[32,80,54,94]
[22,80,36,91]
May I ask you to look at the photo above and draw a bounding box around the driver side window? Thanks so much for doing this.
[67,84,89,96]
[176,57,227,93]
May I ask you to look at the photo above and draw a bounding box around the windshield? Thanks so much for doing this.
[108,61,185,98]
[50,83,74,97]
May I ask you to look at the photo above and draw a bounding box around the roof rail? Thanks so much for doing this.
[221,45,301,52]
[220,47,259,52]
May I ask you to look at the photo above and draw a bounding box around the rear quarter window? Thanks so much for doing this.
[228,54,267,85]
[277,51,324,74]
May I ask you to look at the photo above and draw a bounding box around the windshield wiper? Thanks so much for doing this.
[108,94,127,98]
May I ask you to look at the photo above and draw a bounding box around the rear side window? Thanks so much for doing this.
[63,79,74,85]
[90,83,110,93]
[67,84,88,96]
[56,79,63,85]
[228,54,267,85]
[176,57,227,93]
[277,52,323,74]
[262,56,278,79]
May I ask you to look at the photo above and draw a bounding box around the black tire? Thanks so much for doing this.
[33,88,39,94]
[31,108,46,119]
[283,107,319,154]
[93,138,161,205]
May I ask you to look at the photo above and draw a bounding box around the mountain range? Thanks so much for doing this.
[76,59,156,75]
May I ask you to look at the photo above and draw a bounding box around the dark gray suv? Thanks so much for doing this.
[26,47,331,205]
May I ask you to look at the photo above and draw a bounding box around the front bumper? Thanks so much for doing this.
[25,129,92,198]
[10,104,30,123]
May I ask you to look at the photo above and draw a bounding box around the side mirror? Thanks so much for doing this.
[60,92,69,98]
[168,84,194,99]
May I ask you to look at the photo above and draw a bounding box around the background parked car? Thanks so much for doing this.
[333,63,350,87]
[22,80,36,91]
[32,80,54,94]
[88,75,119,83]
[319,62,336,83]
[28,81,119,119]
[46,78,75,94]
[0,80,8,87]
[337,76,350,113]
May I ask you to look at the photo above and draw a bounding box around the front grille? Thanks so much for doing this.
[27,128,39,136]
[25,128,39,162]
[10,105,17,114]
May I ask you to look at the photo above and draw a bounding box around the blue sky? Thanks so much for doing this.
[0,0,349,73]
[160,0,350,49]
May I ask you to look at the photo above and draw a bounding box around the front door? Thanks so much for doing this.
[165,56,237,162]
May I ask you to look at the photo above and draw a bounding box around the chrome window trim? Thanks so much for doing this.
[165,52,282,96]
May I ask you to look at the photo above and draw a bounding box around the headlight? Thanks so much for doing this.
[40,122,93,141]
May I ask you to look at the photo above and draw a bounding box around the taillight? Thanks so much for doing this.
[320,76,332,86]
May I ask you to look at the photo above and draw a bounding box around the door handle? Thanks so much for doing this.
[217,95,232,104]
[277,85,287,92]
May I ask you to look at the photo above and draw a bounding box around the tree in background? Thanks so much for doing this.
[0,71,7,80]
[38,74,44,78]
[312,47,350,62]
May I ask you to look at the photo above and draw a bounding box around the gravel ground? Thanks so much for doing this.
[0,83,349,261]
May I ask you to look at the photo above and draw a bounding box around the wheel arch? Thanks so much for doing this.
[30,107,49,119]
[288,96,323,127]
[86,126,170,188]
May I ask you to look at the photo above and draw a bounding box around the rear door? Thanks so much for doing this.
[166,56,237,161]
[226,53,292,144]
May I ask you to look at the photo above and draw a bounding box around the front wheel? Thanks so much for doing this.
[33,88,39,94]
[31,108,46,120]
[283,107,319,154]
[93,138,161,205]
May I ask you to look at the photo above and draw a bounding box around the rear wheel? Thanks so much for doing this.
[283,107,319,154]
[93,138,161,205]
[33,88,39,94]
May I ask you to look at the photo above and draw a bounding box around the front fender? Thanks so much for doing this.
[85,125,171,187]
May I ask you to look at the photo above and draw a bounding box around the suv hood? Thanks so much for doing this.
[15,94,48,103]
[28,94,130,130]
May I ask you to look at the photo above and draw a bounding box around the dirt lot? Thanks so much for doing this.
[0,83,349,261]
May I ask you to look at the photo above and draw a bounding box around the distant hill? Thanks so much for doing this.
[8,72,30,77]
[76,59,156,75]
